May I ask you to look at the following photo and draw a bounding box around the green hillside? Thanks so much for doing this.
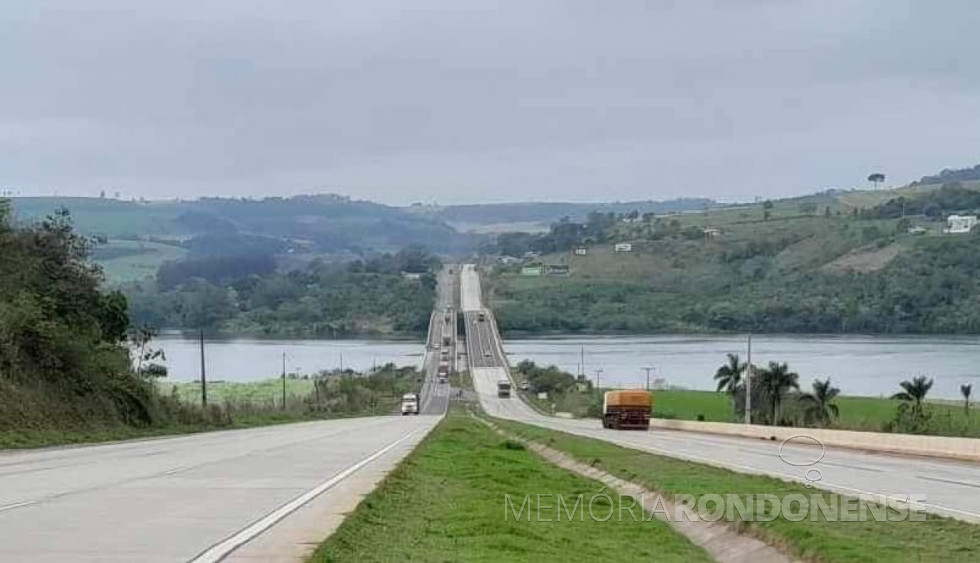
[487,175,980,335]
[10,195,472,282]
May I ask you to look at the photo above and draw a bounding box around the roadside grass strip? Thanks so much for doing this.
[494,417,980,562]
[310,412,711,562]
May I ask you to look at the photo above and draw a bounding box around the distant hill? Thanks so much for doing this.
[10,194,473,254]
[9,195,474,282]
[409,198,716,231]
[912,163,980,187]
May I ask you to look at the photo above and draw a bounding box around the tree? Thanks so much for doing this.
[713,353,745,395]
[891,376,933,433]
[868,172,886,190]
[758,362,800,425]
[800,378,840,426]
[962,383,973,416]
[892,375,933,410]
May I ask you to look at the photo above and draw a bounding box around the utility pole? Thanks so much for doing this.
[339,353,344,373]
[594,369,603,392]
[744,334,752,425]
[199,330,207,408]
[643,366,653,391]
[281,351,286,411]
[580,345,585,377]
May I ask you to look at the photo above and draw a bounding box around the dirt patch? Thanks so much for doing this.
[821,243,902,274]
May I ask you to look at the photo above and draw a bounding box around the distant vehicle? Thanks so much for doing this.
[478,311,486,322]
[602,390,651,430]
[519,381,529,391]
[401,393,420,415]
[497,380,512,398]
[438,375,448,384]
[483,349,492,358]
[442,333,451,347]
[440,350,449,361]
[438,362,450,377]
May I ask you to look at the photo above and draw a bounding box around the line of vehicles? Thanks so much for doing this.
[411,299,653,430]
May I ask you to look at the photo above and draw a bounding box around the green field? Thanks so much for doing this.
[312,411,711,562]
[496,417,980,562]
[160,378,314,407]
[651,389,980,437]
[95,239,188,283]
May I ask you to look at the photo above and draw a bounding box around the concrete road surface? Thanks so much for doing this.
[0,415,440,561]
[418,265,457,414]
[460,264,980,524]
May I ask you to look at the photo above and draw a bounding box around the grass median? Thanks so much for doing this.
[310,410,711,562]
[494,417,980,562]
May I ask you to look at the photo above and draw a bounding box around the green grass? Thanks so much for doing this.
[311,410,711,562]
[495,417,980,562]
[96,239,187,283]
[650,389,980,437]
[160,378,314,406]
[653,389,734,421]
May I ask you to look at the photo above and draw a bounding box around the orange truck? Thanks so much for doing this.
[602,390,652,430]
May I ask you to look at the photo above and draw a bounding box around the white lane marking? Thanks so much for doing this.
[0,500,37,512]
[189,427,421,563]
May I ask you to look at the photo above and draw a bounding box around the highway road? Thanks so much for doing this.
[459,264,980,524]
[0,416,440,561]
[0,268,461,561]
[418,265,456,414]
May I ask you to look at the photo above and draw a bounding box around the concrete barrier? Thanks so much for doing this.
[650,419,980,462]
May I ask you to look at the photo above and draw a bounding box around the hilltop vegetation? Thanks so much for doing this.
[410,198,715,231]
[9,195,471,282]
[123,246,439,336]
[487,172,980,335]
[0,202,206,444]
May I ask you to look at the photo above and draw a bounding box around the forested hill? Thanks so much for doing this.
[9,194,473,255]
[486,171,980,335]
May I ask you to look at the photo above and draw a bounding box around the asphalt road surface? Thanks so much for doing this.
[0,415,440,562]
[460,264,980,524]
[0,268,463,562]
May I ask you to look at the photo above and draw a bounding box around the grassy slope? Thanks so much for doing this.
[312,412,710,562]
[96,239,188,282]
[497,417,980,562]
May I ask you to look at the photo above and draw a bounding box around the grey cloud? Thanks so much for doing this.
[1,0,978,204]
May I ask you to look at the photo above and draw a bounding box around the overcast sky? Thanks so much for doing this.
[1,1,978,205]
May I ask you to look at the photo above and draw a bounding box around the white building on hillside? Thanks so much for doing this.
[614,242,633,253]
[944,215,977,234]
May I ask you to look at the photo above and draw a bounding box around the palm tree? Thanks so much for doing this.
[892,376,933,413]
[714,353,746,395]
[800,378,840,426]
[758,362,800,425]
[962,384,973,416]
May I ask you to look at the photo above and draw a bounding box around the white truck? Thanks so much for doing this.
[401,393,420,415]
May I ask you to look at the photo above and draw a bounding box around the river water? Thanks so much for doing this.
[157,333,980,400]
